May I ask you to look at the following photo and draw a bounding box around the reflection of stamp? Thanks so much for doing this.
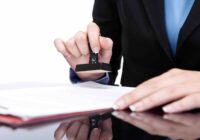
[75,47,111,73]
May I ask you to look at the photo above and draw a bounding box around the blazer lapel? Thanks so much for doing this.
[177,0,200,51]
[142,0,173,61]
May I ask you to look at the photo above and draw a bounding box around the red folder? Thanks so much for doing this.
[0,108,112,127]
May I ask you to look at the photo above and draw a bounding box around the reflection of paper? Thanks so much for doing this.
[0,82,134,119]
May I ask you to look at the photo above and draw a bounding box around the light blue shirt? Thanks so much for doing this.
[165,0,195,56]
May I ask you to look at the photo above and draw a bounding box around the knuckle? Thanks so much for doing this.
[88,22,94,27]
[143,97,155,106]
[104,54,112,61]
[175,100,186,109]
[168,68,185,76]
[167,68,181,76]
[108,135,113,140]
[88,22,99,29]
[165,86,177,94]
[189,95,200,106]
[75,31,87,42]
[146,128,157,135]
[170,68,180,73]
[123,94,133,104]
[66,38,75,48]
[142,80,158,91]
[107,38,113,47]
[123,96,130,104]
[87,22,100,34]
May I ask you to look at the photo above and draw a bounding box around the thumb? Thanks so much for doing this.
[99,36,113,63]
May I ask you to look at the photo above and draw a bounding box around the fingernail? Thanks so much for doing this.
[112,112,124,119]
[130,113,144,120]
[130,102,143,111]
[163,106,173,113]
[113,100,126,109]
[129,105,136,111]
[112,104,119,110]
[92,128,101,135]
[163,115,171,119]
[92,47,99,53]
[112,112,120,117]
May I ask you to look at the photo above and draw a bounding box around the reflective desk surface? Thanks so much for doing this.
[1,110,200,140]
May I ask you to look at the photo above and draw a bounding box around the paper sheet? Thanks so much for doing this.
[0,82,134,119]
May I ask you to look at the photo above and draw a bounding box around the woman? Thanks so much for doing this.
[54,0,200,113]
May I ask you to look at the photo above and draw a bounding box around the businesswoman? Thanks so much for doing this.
[54,0,200,113]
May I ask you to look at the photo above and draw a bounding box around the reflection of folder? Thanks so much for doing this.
[0,82,133,127]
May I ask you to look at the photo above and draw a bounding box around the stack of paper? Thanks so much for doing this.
[0,82,133,126]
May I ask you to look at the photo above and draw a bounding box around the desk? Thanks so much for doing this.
[0,110,200,140]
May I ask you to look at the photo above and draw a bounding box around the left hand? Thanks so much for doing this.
[114,68,200,113]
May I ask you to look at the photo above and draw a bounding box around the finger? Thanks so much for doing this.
[113,69,190,110]
[74,31,90,55]
[131,80,200,112]
[54,122,70,140]
[80,118,89,125]
[129,113,186,137]
[99,130,113,140]
[112,111,150,127]
[66,121,81,140]
[54,38,71,58]
[129,84,189,111]
[112,111,133,121]
[163,94,200,113]
[112,112,158,135]
[130,113,183,130]
[130,113,194,139]
[101,119,112,130]
[99,36,113,63]
[99,119,113,140]
[163,114,199,126]
[66,38,82,58]
[87,22,101,53]
[76,124,89,140]
[89,128,101,140]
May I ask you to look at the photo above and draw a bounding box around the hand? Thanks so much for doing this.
[54,22,113,81]
[54,117,112,140]
[112,111,200,140]
[114,68,200,113]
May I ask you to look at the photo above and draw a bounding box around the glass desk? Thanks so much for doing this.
[0,110,200,140]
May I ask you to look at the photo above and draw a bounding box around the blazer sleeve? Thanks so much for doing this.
[92,0,122,85]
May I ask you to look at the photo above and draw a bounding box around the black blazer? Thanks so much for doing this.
[92,0,200,87]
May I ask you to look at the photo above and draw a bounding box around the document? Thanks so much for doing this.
[0,82,134,125]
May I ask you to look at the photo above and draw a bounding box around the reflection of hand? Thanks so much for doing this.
[113,111,200,140]
[54,22,113,81]
[54,117,112,140]
[114,69,200,113]
[54,118,90,140]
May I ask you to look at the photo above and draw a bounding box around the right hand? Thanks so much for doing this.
[54,22,113,81]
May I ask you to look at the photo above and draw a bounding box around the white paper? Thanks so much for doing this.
[0,82,134,119]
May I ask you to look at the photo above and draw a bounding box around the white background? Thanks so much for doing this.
[0,0,121,85]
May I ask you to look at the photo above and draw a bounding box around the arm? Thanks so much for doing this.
[93,0,122,85]
[54,0,121,85]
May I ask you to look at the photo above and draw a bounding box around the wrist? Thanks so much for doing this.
[77,73,105,81]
